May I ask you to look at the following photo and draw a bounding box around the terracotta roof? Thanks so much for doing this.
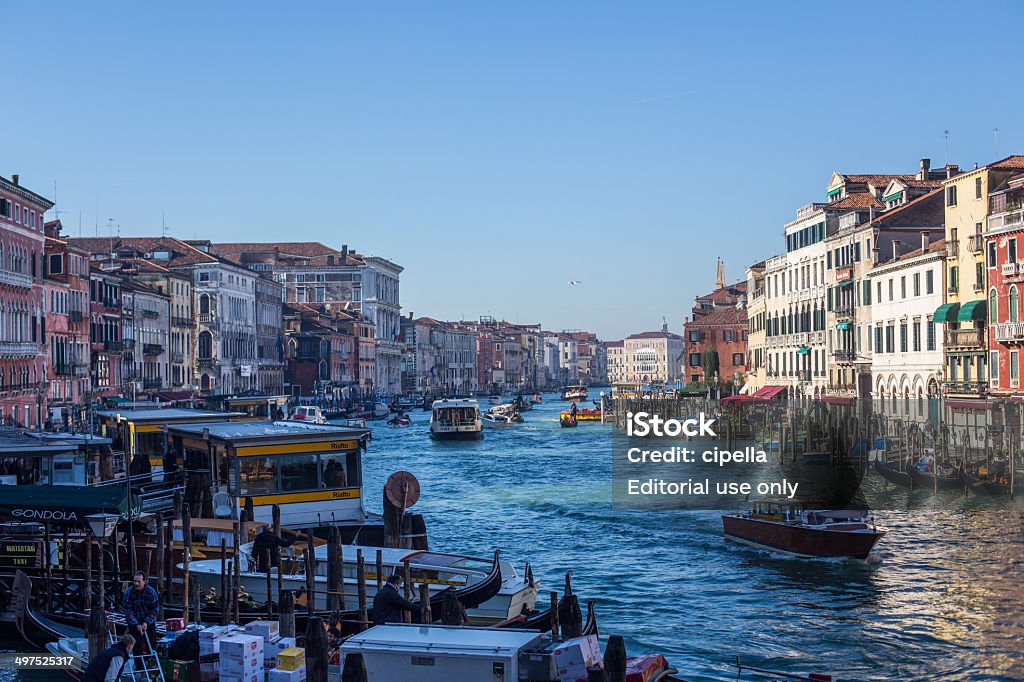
[209,242,365,267]
[67,236,221,267]
[696,281,747,303]
[828,192,884,210]
[688,307,747,327]
[842,174,916,186]
[626,330,684,340]
[605,340,624,347]
[875,238,946,266]
[989,155,1024,171]
[866,187,944,228]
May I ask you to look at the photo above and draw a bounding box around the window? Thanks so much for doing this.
[688,331,700,342]
[1010,238,1018,264]
[885,325,895,353]
[991,351,999,381]
[913,323,921,352]
[976,177,983,199]
[48,254,62,274]
[949,266,958,292]
[976,262,984,290]
[689,353,701,367]
[989,241,997,268]
[1011,286,1019,323]
[888,279,894,301]
[732,353,744,366]
[912,273,920,297]
[926,270,934,294]
[901,276,906,299]
[278,454,319,491]
[946,185,957,207]
[239,457,277,494]
[990,289,999,322]
[723,330,734,342]
[199,272,210,282]
[874,327,883,354]
[1013,351,1020,382]
[927,320,936,351]
[864,281,872,306]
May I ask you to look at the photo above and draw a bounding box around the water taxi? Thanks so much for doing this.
[722,501,885,560]
[429,399,483,440]
[560,384,588,401]
[290,405,328,424]
[187,544,537,623]
[560,408,602,423]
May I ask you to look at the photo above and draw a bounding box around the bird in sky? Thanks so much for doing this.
[568,280,582,286]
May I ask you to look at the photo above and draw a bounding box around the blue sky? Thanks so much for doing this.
[7,2,1024,339]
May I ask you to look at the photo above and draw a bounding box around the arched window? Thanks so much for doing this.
[198,331,212,359]
[1011,286,1019,324]
[199,294,210,315]
[990,288,999,323]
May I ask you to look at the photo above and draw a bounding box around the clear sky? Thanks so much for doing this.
[7,2,1024,339]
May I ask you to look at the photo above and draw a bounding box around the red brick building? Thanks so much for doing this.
[89,268,124,398]
[0,174,53,427]
[684,306,749,389]
[986,172,1024,396]
[44,222,92,416]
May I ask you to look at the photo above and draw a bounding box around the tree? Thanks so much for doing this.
[702,348,720,386]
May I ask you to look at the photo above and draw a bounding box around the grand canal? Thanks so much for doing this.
[4,392,1024,680]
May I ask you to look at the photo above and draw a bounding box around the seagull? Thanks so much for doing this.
[568,280,582,286]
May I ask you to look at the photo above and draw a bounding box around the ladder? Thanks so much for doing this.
[106,623,166,682]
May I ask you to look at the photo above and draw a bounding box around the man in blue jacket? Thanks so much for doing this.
[371,574,420,625]
[121,571,159,654]
[81,634,134,682]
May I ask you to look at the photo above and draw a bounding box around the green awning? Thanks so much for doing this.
[934,302,961,323]
[834,280,853,288]
[0,485,142,525]
[827,188,841,198]
[957,300,987,322]
[883,191,903,202]
[796,347,810,355]
[836,322,850,330]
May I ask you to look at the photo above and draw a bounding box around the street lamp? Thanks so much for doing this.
[85,512,118,659]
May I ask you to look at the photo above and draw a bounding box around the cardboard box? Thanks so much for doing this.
[245,620,280,641]
[268,667,307,682]
[198,660,219,682]
[220,634,265,661]
[165,618,186,632]
[553,635,601,682]
[219,656,262,677]
[264,637,298,660]
[276,647,306,671]
[218,675,260,682]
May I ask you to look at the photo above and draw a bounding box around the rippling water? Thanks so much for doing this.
[4,393,1023,681]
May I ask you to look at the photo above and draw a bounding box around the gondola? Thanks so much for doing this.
[495,597,599,636]
[873,458,912,487]
[908,465,964,491]
[959,469,1023,497]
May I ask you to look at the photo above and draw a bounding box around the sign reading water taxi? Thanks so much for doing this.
[165,420,371,530]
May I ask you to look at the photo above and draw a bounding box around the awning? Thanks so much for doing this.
[815,395,855,405]
[933,302,961,323]
[957,300,987,322]
[827,188,841,198]
[751,386,787,401]
[721,395,754,404]
[834,281,853,288]
[796,347,810,355]
[0,485,141,526]
[836,322,850,330]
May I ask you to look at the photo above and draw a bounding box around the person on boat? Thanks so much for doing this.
[440,586,470,625]
[82,634,134,682]
[121,572,159,655]
[323,460,347,487]
[570,402,578,420]
[371,573,420,625]
[253,527,297,573]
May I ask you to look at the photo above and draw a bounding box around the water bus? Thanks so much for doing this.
[429,399,483,440]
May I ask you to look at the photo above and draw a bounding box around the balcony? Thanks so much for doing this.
[0,342,39,357]
[198,313,216,324]
[947,285,959,294]
[988,207,1024,233]
[103,340,123,352]
[0,270,33,288]
[121,338,135,349]
[834,303,855,319]
[142,343,163,356]
[833,349,857,363]
[143,309,159,319]
[54,363,73,376]
[143,378,162,389]
[172,352,185,363]
[968,234,984,253]
[197,357,220,369]
[995,322,1024,343]
[946,241,960,258]
[943,380,987,396]
[1003,262,1019,277]
[948,328,985,348]
[172,316,195,328]
[68,310,84,324]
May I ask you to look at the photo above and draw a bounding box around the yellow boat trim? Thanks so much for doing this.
[249,488,361,505]
[237,441,359,456]
[134,425,165,434]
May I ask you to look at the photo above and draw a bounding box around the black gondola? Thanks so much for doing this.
[873,459,912,487]
[908,465,964,491]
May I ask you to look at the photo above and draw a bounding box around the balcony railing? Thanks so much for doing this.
[946,241,960,257]
[947,285,959,294]
[143,378,162,389]
[68,310,84,324]
[143,309,159,318]
[122,339,135,349]
[198,357,220,369]
[943,380,987,395]
[172,316,195,328]
[968,234,984,253]
[143,343,163,356]
[0,342,39,357]
[948,328,985,348]
[1003,262,1019,277]
[172,352,185,363]
[988,207,1024,233]
[103,340,123,352]
[995,322,1024,343]
[0,270,33,288]
[833,349,856,363]
[198,313,215,323]
[834,304,855,318]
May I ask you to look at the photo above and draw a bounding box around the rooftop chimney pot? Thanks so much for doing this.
[919,158,930,180]
[11,174,18,186]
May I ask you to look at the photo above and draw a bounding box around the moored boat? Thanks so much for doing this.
[722,501,885,560]
[290,405,328,424]
[560,384,588,401]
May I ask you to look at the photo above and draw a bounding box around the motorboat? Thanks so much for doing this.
[290,405,327,424]
[561,408,601,423]
[560,384,588,401]
[187,544,536,624]
[487,395,502,405]
[430,399,483,440]
[482,407,523,428]
[387,413,412,427]
[722,501,885,560]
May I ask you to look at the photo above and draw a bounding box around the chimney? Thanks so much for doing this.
[921,231,929,254]
[919,158,930,180]
[11,174,18,186]
[341,244,348,258]
[948,166,957,179]
[892,240,901,262]
[408,312,413,319]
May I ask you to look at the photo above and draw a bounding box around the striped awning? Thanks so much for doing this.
[934,302,961,323]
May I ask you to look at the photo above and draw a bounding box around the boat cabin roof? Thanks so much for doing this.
[0,428,80,456]
[225,395,289,405]
[431,399,479,409]
[340,624,545,654]
[23,432,112,445]
[312,544,491,568]
[96,408,243,424]
[167,420,369,446]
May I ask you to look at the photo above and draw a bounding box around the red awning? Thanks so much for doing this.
[751,386,787,400]
[815,395,855,405]
[721,395,755,404]
[945,399,992,409]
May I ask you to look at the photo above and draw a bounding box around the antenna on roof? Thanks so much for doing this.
[943,129,950,166]
[994,128,999,160]
[162,210,168,238]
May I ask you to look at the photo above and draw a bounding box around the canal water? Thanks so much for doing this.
[4,392,1023,681]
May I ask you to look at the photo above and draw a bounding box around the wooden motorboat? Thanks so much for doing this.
[723,502,885,560]
[387,414,411,427]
